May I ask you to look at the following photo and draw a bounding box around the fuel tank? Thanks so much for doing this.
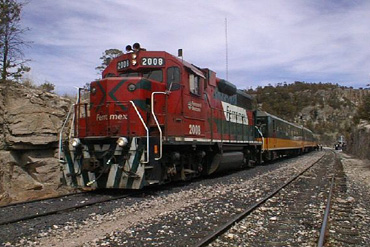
[208,152,244,174]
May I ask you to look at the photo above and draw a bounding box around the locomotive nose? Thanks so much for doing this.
[86,77,166,137]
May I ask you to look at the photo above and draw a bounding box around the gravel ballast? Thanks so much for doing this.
[23,152,324,247]
[2,150,370,247]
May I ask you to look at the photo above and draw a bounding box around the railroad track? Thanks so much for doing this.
[191,151,365,247]
[0,190,136,226]
[0,190,85,209]
[3,151,366,246]
[323,154,363,246]
[85,152,328,246]
[317,174,335,247]
[194,154,328,247]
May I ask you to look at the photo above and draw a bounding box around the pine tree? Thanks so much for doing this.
[0,0,30,81]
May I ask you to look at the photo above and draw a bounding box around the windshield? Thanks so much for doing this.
[117,69,163,82]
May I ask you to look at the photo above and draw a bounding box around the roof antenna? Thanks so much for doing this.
[225,17,229,81]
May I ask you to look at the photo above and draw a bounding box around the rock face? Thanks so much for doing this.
[0,82,73,205]
[297,87,367,144]
[346,121,370,160]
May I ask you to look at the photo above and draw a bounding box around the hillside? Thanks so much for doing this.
[246,81,370,145]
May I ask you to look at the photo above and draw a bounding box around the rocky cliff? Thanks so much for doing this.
[0,82,73,205]
[345,121,370,160]
[295,87,369,144]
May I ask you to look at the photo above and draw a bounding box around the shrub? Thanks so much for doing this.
[39,81,55,93]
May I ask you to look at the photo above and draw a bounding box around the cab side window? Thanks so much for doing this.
[167,66,181,91]
[189,73,200,95]
[104,73,116,78]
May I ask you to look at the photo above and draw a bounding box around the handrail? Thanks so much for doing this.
[58,104,74,162]
[72,87,82,138]
[130,100,149,163]
[151,92,168,160]
[255,126,265,153]
[59,87,81,162]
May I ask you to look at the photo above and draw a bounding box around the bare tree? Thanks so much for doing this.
[0,0,30,81]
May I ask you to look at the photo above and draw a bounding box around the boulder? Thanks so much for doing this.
[2,83,71,149]
[0,82,74,205]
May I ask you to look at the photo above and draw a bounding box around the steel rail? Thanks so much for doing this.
[194,154,326,247]
[0,192,136,226]
[0,191,86,209]
[317,173,335,246]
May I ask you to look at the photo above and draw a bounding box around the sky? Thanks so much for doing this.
[20,0,370,95]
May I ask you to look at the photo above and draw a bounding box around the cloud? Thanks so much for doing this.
[20,0,370,94]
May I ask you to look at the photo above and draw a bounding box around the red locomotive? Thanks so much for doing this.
[60,43,317,189]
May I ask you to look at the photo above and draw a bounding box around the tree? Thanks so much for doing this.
[95,48,123,75]
[0,0,30,81]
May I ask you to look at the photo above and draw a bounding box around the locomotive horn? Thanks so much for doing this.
[126,45,132,52]
[178,49,183,57]
[133,43,141,51]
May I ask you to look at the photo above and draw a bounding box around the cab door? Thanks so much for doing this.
[183,70,206,139]
[163,66,183,137]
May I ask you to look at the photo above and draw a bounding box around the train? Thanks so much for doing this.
[59,43,317,189]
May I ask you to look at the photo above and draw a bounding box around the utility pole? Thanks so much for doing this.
[225,17,228,81]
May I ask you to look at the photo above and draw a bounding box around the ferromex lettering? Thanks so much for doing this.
[96,114,128,121]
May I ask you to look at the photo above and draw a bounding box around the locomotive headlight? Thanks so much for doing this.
[132,59,137,65]
[132,54,137,59]
[128,83,136,92]
[90,86,97,94]
[71,138,81,147]
[117,137,128,147]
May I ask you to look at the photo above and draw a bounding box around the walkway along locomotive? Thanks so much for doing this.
[59,43,317,189]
